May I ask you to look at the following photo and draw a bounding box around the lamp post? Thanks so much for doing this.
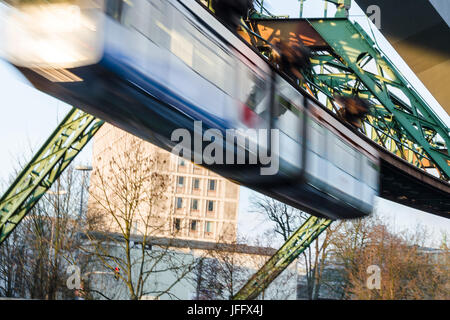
[75,166,93,221]
[299,0,305,18]
[45,189,67,279]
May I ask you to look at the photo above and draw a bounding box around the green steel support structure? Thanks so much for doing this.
[307,19,450,179]
[245,0,449,180]
[0,108,104,244]
[242,19,449,180]
[233,216,332,300]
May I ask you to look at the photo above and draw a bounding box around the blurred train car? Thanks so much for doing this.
[1,0,379,219]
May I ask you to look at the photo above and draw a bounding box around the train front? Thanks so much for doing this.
[1,0,105,78]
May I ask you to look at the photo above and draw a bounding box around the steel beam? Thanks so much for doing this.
[233,216,332,300]
[0,108,103,245]
[308,19,450,179]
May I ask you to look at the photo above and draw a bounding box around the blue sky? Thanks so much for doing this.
[0,0,449,247]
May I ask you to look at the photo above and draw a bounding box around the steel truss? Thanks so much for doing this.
[240,0,449,179]
[307,19,450,179]
[242,19,449,180]
[0,108,103,244]
[233,216,332,300]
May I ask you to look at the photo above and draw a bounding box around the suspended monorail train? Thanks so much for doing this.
[2,0,379,219]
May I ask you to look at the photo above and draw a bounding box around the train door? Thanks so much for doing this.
[304,103,329,191]
[270,74,305,179]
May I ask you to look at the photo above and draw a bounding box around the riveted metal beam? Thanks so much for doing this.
[0,108,103,244]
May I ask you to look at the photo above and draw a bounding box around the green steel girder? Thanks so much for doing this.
[0,108,103,245]
[233,216,332,300]
[305,19,450,177]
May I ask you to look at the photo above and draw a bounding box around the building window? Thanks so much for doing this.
[208,179,216,191]
[191,220,198,231]
[178,158,186,166]
[174,218,181,231]
[177,176,185,187]
[205,221,213,233]
[191,199,199,210]
[176,197,183,209]
[207,200,214,212]
[193,178,200,190]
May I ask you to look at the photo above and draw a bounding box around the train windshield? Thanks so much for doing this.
[2,0,104,69]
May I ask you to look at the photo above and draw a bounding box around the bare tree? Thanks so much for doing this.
[0,227,27,298]
[0,164,90,299]
[192,234,298,300]
[351,226,447,299]
[323,217,374,299]
[329,217,449,300]
[301,222,343,300]
[84,137,198,300]
[250,194,339,300]
[193,236,253,300]
[250,195,308,240]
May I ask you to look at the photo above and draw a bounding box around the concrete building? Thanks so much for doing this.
[90,123,240,243]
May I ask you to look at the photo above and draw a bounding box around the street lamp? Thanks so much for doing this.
[45,189,67,265]
[75,165,93,221]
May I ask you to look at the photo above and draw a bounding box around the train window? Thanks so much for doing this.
[307,119,326,157]
[105,0,157,43]
[160,5,193,67]
[331,136,358,178]
[273,99,302,143]
[364,159,378,190]
[272,77,303,143]
[140,0,177,51]
[238,62,268,118]
[246,76,267,114]
[105,0,133,25]
[172,33,194,67]
[275,76,304,116]
[192,39,233,95]
[124,1,157,44]
[160,5,234,96]
[105,0,123,20]
[154,19,172,50]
